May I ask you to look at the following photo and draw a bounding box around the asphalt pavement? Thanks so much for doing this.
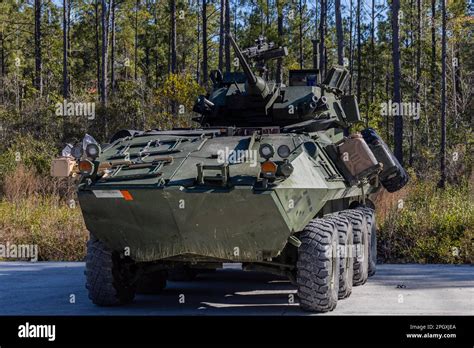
[0,262,472,315]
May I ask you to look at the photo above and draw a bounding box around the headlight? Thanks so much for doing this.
[85,143,101,159]
[259,143,275,160]
[277,144,291,158]
[71,144,83,159]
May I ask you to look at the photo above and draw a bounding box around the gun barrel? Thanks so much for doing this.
[227,34,257,85]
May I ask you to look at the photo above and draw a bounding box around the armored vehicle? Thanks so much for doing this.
[52,34,408,312]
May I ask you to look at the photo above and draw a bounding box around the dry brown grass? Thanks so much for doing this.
[2,164,77,201]
[372,185,411,225]
[0,196,88,261]
[0,165,87,261]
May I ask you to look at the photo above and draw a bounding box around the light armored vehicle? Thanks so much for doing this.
[52,35,408,312]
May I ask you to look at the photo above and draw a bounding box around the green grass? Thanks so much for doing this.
[377,179,474,264]
[0,196,88,261]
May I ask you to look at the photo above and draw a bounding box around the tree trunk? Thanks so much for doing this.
[454,43,462,100]
[276,0,283,84]
[234,0,237,36]
[219,0,225,71]
[410,0,422,166]
[110,0,116,93]
[356,0,361,102]
[145,29,150,87]
[335,0,343,66]
[385,55,390,142]
[0,33,5,103]
[299,0,303,68]
[170,0,177,74]
[348,0,353,94]
[319,0,326,79]
[439,0,447,188]
[95,0,101,97]
[370,0,375,104]
[430,0,436,97]
[0,33,4,78]
[62,0,69,99]
[314,0,318,38]
[34,0,42,95]
[392,0,403,164]
[100,0,108,106]
[154,3,159,88]
[224,0,231,73]
[196,5,200,82]
[67,0,71,91]
[134,0,139,80]
[266,0,270,27]
[202,0,208,84]
[451,46,457,125]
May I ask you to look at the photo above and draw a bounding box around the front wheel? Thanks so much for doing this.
[85,235,137,306]
[296,218,340,312]
[357,206,377,277]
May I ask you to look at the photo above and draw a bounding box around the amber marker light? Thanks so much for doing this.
[78,160,95,176]
[261,160,277,178]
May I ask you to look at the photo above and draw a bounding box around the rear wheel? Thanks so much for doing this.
[296,218,339,312]
[338,210,369,286]
[328,215,354,299]
[358,206,377,277]
[85,235,137,306]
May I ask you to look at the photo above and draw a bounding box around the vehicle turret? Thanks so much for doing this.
[193,34,360,131]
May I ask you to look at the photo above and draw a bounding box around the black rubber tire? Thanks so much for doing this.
[136,270,167,294]
[168,267,198,281]
[358,206,377,277]
[328,215,354,299]
[296,218,340,312]
[338,210,369,286]
[85,236,136,306]
[381,174,408,193]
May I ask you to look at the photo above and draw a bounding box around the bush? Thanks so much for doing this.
[0,145,85,261]
[376,177,474,264]
[0,196,88,261]
[0,134,57,179]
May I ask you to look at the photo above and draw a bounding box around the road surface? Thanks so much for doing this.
[0,262,472,315]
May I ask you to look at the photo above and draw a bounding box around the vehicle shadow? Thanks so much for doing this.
[129,269,307,315]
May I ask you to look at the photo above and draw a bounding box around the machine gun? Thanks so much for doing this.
[241,36,288,75]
